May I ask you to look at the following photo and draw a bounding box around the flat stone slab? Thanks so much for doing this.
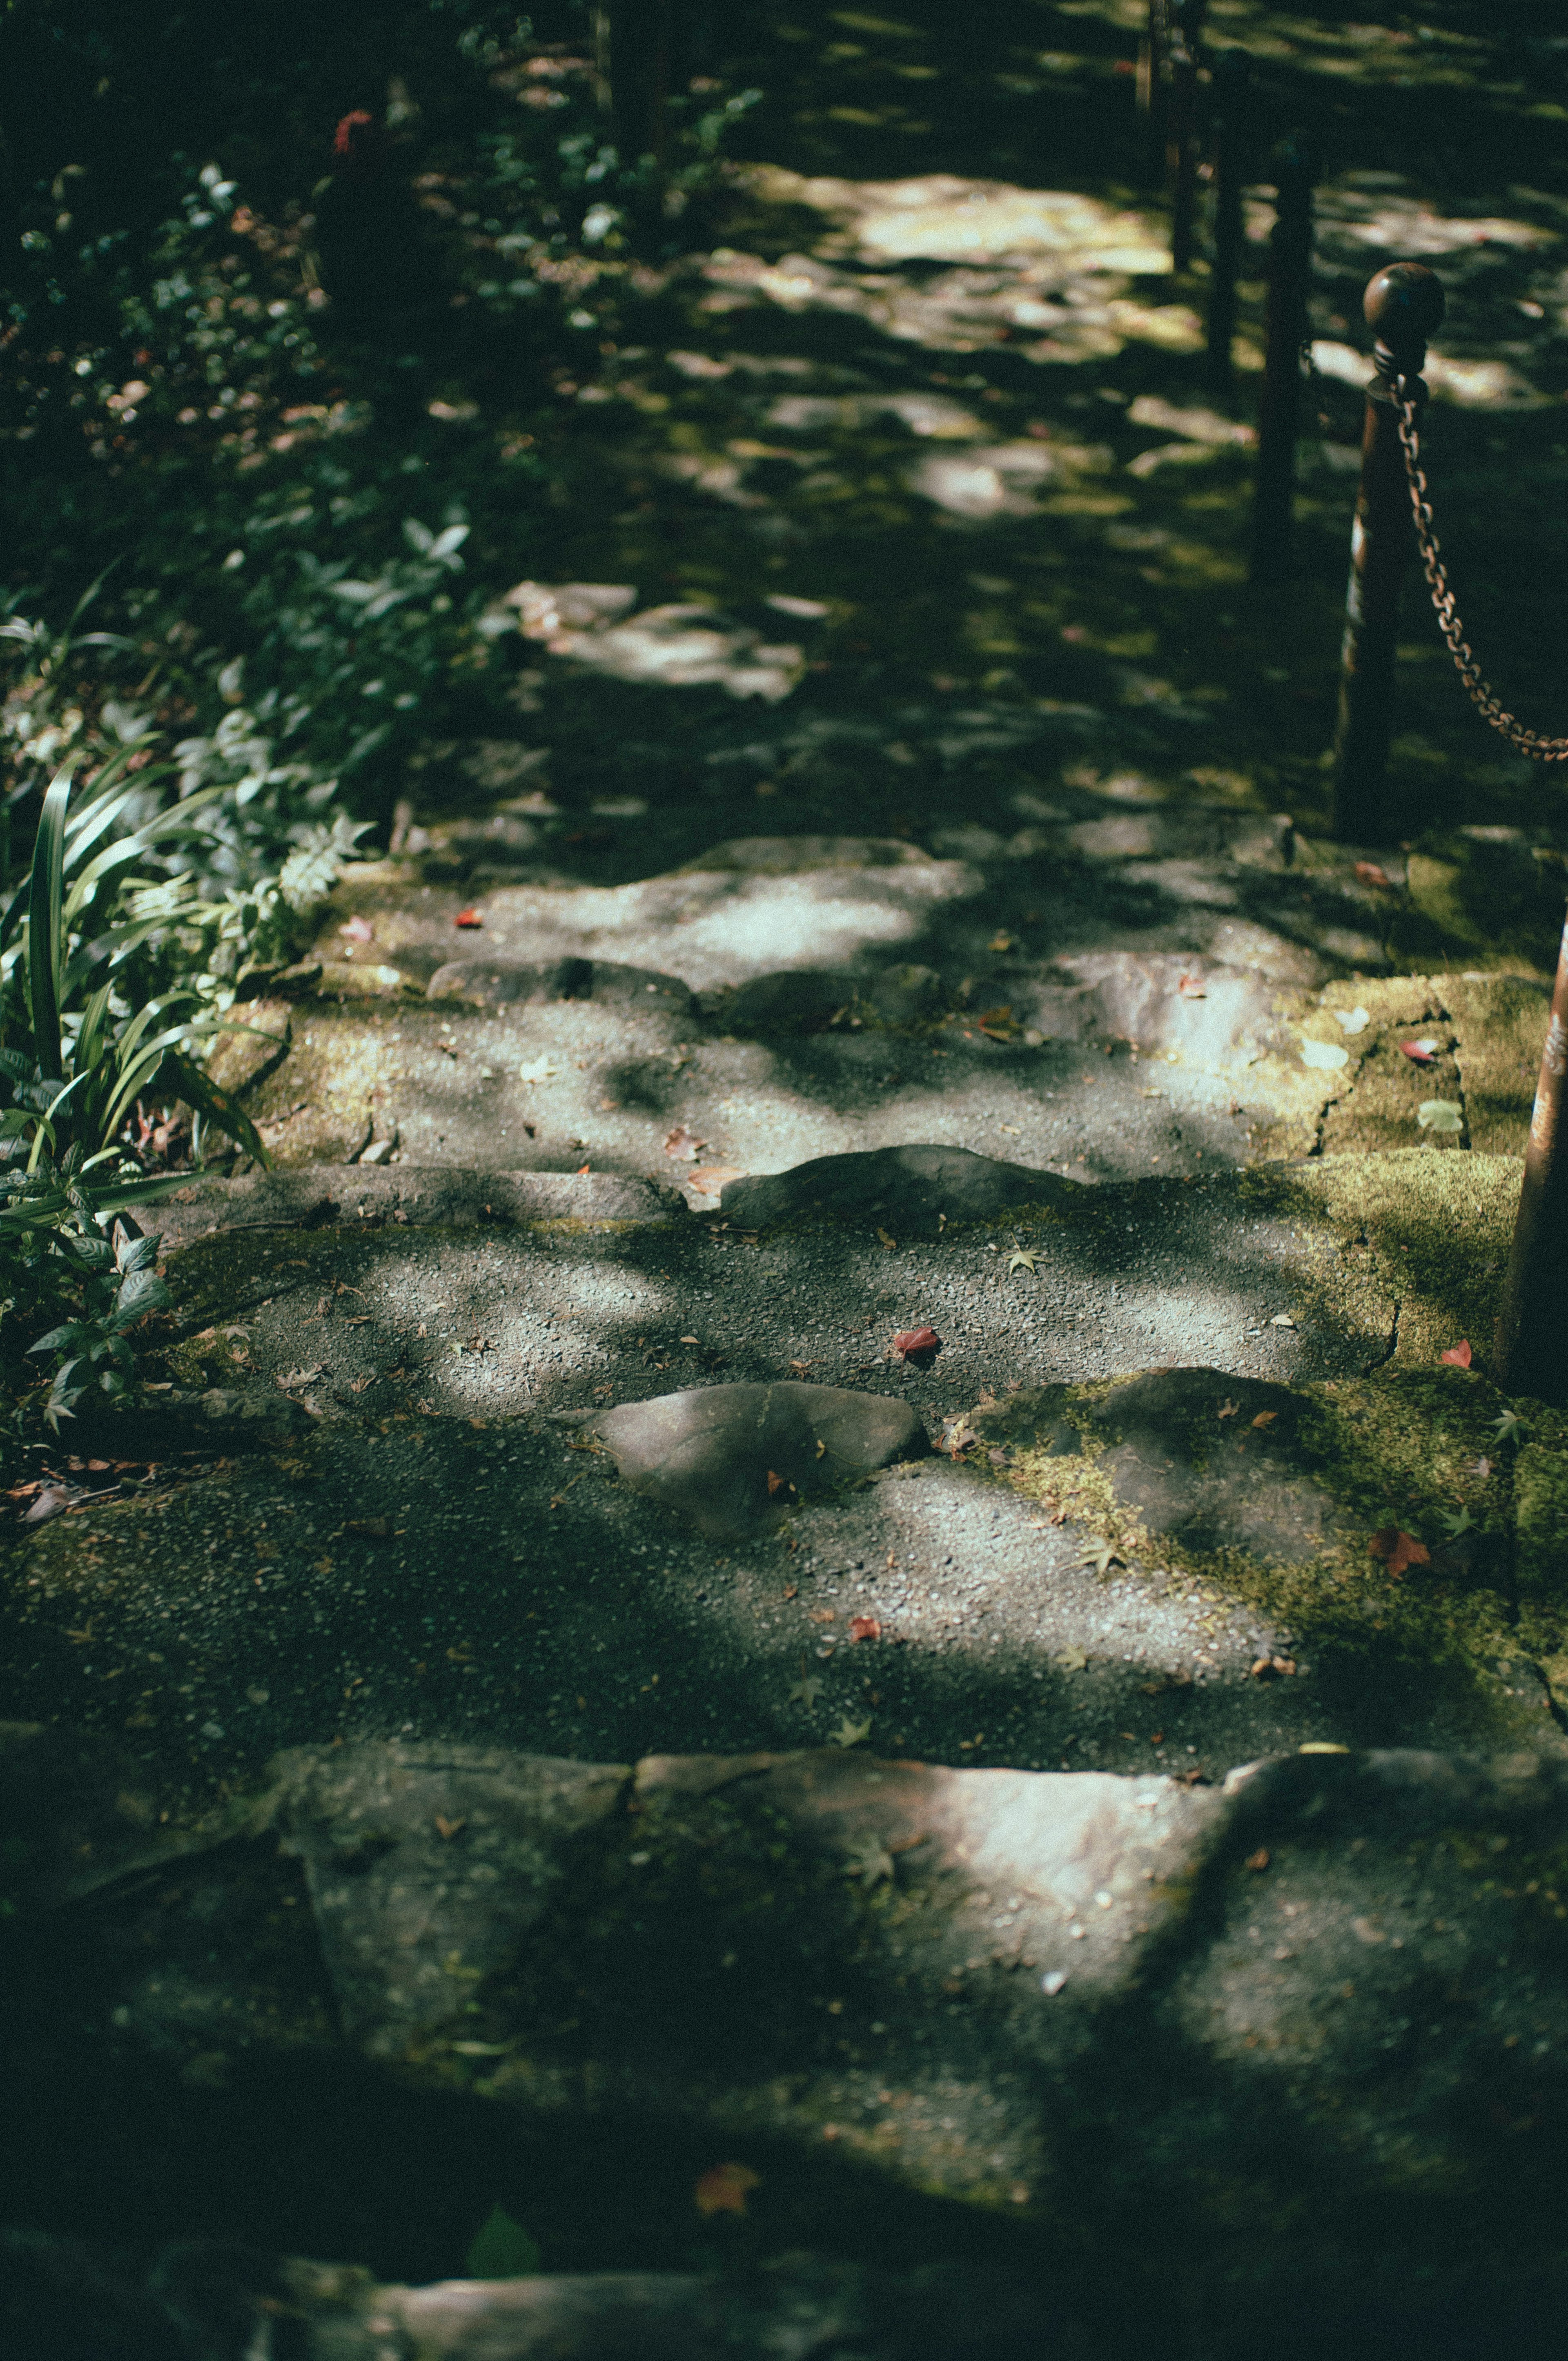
[592,1380,929,1538]
[12,1728,1568,2350]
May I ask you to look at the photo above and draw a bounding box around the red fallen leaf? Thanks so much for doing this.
[1245,1847,1270,1872]
[576,1163,591,1175]
[1368,1527,1430,1578]
[1178,972,1207,999]
[664,1125,704,1161]
[849,1615,882,1643]
[766,1469,792,1496]
[433,1814,466,1840]
[454,907,484,928]
[339,914,374,943]
[1399,1039,1438,1065]
[1441,1339,1473,1368]
[694,2162,760,2218]
[892,1326,940,1357]
[1355,861,1394,889]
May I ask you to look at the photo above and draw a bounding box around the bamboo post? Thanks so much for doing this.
[1247,133,1321,584]
[1494,911,1568,1403]
[1205,47,1250,393]
[1328,262,1446,840]
[1166,0,1207,274]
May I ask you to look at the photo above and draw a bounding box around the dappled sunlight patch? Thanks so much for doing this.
[740,169,1169,272]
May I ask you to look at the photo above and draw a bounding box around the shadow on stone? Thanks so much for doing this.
[718,1145,1080,1234]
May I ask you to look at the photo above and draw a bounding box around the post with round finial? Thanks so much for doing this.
[1247,134,1321,584]
[1328,263,1446,842]
[1165,0,1207,274]
[1205,48,1250,392]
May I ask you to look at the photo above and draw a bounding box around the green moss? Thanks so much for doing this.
[969,1364,1568,1724]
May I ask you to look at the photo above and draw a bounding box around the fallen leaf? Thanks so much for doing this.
[464,2203,541,2280]
[849,1615,882,1643]
[1245,1847,1270,1872]
[1368,1527,1430,1578]
[1335,1006,1370,1034]
[22,1488,71,1525]
[454,907,483,928]
[782,1584,798,1601]
[988,933,1014,954]
[1250,1410,1278,1429]
[694,2163,760,2218]
[766,1469,791,1497]
[790,1673,825,1708]
[339,914,374,942]
[276,1366,325,1390]
[832,1714,873,1748]
[1217,1398,1239,1421]
[1300,1038,1350,1071]
[1076,1541,1123,1577]
[1269,1313,1296,1330]
[892,1325,940,1356]
[1417,1098,1464,1134]
[1400,1038,1440,1064]
[1177,972,1206,998]
[1470,1456,1493,1480]
[1492,1408,1524,1446]
[679,1334,700,1345]
[1007,1250,1038,1274]
[977,1005,1018,1039]
[1056,1647,1089,1673]
[663,1125,704,1161]
[1441,1339,1473,1368]
[844,1836,894,1886]
[1354,861,1393,888]
[1439,1504,1475,1537]
[434,1814,466,1840]
[809,1607,836,1624]
[875,1226,897,1250]
[687,1165,743,1198]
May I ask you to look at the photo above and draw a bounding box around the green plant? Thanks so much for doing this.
[24,1224,172,1432]
[0,758,285,1428]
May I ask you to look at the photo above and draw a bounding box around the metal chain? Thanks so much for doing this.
[1392,383,1568,761]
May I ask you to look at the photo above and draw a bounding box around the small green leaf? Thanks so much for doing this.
[464,2203,541,2281]
[1438,1505,1474,1537]
[789,1674,825,1708]
[1416,1099,1464,1135]
[831,1714,873,1749]
[1007,1250,1038,1274]
[1492,1407,1524,1446]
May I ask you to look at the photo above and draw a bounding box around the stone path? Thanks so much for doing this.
[10,49,1568,2352]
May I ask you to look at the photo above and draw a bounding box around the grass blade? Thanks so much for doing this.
[27,766,72,1080]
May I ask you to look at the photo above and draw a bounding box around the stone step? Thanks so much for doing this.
[16,1149,1559,1821]
[210,933,1543,1190]
[11,1723,1568,2355]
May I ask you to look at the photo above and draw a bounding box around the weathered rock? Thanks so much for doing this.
[14,1732,1568,2352]
[428,958,695,1017]
[591,1381,929,1538]
[149,1165,686,1254]
[0,2232,1053,2361]
[718,1144,1080,1232]
[72,1385,316,1459]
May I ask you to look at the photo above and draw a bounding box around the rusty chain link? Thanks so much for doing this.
[1391,375,1568,761]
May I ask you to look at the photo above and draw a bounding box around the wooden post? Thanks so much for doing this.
[1205,47,1249,393]
[609,0,673,167]
[1166,0,1207,274]
[1137,0,1166,187]
[1328,263,1446,841]
[1247,134,1321,584]
[1494,911,1568,1404]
